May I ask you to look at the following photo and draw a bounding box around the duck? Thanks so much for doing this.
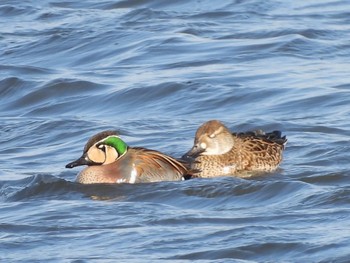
[65,130,192,184]
[182,120,287,178]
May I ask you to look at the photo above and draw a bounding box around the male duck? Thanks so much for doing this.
[182,120,287,178]
[66,130,191,184]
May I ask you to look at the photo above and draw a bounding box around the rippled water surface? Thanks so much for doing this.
[1,0,350,262]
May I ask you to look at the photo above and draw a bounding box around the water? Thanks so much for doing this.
[1,0,350,261]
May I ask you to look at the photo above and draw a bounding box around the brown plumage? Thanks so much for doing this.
[66,130,192,184]
[183,120,287,178]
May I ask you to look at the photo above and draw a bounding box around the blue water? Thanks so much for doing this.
[1,0,350,262]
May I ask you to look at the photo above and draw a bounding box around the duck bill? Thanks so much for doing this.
[182,146,205,159]
[65,154,94,168]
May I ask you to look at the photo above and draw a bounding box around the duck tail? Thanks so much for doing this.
[265,130,287,148]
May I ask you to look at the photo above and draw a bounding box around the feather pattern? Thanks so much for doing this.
[183,120,287,178]
[66,131,192,184]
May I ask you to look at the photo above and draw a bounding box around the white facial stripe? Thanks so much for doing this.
[96,135,121,145]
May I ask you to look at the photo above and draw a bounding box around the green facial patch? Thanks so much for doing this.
[103,136,128,156]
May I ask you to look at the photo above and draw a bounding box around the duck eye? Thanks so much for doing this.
[209,134,216,138]
[97,144,106,152]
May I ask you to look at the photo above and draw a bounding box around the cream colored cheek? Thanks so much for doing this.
[200,142,207,149]
[104,146,118,164]
[87,147,105,163]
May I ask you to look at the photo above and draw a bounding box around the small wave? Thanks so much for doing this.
[299,172,349,186]
[0,5,37,17]
[0,174,77,202]
[300,186,350,208]
[169,241,303,260]
[0,65,55,76]
[2,78,109,117]
[0,174,181,202]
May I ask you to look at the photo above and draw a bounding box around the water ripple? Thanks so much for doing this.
[1,0,350,261]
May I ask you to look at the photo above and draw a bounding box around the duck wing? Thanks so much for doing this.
[130,147,192,182]
[233,131,286,171]
[233,130,287,148]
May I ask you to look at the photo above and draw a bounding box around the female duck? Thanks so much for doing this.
[182,120,287,178]
[66,130,191,184]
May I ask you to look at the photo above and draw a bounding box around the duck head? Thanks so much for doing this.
[183,120,234,159]
[66,130,128,168]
